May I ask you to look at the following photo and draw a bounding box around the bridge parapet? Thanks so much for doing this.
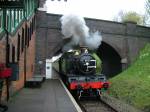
[86,18,150,38]
[40,13,150,38]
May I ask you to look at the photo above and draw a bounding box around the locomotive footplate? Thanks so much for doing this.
[68,74,107,83]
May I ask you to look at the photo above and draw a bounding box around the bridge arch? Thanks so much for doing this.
[97,41,122,78]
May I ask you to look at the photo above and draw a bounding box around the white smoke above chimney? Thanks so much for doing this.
[60,14,102,51]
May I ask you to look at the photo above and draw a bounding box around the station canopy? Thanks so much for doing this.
[0,0,24,9]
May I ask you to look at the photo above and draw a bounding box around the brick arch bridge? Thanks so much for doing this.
[35,11,150,77]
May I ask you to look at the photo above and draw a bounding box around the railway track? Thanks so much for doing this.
[53,69,117,112]
[78,99,118,112]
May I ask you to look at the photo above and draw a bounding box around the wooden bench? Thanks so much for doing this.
[25,76,44,88]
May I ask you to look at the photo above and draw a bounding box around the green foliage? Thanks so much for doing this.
[121,11,144,25]
[92,53,102,73]
[109,44,150,112]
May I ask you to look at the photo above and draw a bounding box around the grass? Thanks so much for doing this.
[109,43,150,112]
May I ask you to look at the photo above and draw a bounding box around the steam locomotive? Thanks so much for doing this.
[59,47,110,99]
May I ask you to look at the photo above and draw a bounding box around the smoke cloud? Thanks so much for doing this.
[60,14,102,51]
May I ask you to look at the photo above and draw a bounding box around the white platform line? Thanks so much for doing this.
[59,78,83,112]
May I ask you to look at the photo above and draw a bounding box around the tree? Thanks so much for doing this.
[146,0,150,15]
[114,11,145,25]
[121,11,144,25]
[145,0,150,25]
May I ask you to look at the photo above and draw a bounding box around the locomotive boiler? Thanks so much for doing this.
[59,47,109,99]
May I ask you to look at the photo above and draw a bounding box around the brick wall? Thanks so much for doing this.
[0,36,7,100]
[0,37,6,64]
[35,11,63,74]
[39,0,46,8]
[0,14,36,100]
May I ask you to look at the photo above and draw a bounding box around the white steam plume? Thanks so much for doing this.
[60,14,102,51]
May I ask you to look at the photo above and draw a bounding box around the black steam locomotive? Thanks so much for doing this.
[59,47,109,99]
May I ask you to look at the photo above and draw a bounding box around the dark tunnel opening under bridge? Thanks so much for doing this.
[97,42,122,78]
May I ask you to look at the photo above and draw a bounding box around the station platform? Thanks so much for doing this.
[7,79,80,112]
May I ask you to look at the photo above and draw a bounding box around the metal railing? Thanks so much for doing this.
[0,0,38,34]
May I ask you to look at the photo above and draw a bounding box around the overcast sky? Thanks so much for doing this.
[45,0,146,20]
